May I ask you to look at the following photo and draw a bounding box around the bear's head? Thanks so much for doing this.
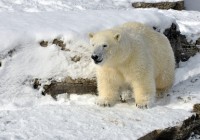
[89,30,123,66]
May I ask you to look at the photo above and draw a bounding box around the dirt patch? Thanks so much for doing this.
[39,38,70,51]
[39,40,48,47]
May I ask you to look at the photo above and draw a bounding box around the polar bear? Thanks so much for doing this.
[89,22,175,108]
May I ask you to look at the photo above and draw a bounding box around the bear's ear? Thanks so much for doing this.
[114,33,121,41]
[89,33,94,38]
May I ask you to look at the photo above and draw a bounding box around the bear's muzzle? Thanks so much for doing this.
[91,54,103,64]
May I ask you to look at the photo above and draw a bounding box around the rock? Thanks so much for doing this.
[174,1,184,10]
[8,49,16,57]
[196,38,200,45]
[154,23,199,64]
[162,23,182,64]
[33,78,41,89]
[189,132,200,140]
[52,38,66,50]
[132,1,184,10]
[193,104,200,115]
[196,38,200,48]
[39,38,69,50]
[39,40,48,47]
[71,55,81,62]
[39,38,71,51]
[179,35,199,61]
[138,104,200,140]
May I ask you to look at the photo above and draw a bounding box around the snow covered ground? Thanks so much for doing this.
[0,1,200,140]
[0,0,183,12]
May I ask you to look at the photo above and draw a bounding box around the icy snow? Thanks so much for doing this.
[0,0,200,140]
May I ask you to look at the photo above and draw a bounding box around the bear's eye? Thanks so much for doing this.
[103,44,108,48]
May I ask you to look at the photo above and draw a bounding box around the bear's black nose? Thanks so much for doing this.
[91,55,98,61]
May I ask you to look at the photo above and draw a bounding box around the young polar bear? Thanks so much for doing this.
[89,22,175,108]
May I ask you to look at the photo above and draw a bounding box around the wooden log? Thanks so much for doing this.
[132,1,184,10]
[39,77,97,99]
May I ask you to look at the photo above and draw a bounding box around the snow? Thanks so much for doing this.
[0,0,182,12]
[0,103,191,140]
[160,9,200,42]
[174,54,200,85]
[0,0,200,140]
[188,132,200,140]
[0,10,175,81]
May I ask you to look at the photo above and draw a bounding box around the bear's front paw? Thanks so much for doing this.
[136,103,148,109]
[135,95,155,109]
[135,100,154,109]
[95,98,116,107]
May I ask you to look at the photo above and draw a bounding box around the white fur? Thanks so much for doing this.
[89,22,175,108]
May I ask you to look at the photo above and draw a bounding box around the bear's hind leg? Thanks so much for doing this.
[156,72,174,98]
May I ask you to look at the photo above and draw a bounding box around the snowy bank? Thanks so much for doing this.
[0,10,175,80]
